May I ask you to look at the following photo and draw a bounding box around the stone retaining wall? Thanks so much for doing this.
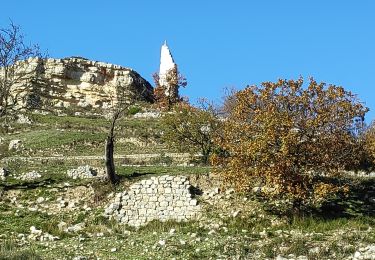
[105,175,200,227]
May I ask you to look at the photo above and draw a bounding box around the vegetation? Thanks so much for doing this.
[212,78,368,211]
[153,66,187,110]
[362,121,375,169]
[0,22,43,117]
[161,103,220,164]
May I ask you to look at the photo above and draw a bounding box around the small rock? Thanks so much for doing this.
[36,197,45,204]
[16,114,32,124]
[0,168,9,181]
[8,139,23,151]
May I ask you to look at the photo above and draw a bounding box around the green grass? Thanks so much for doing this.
[117,165,211,178]
[0,239,41,260]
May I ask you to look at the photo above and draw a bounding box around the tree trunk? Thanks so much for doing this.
[105,135,119,185]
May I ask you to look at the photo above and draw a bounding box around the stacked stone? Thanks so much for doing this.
[67,165,97,179]
[105,175,200,227]
[16,171,41,181]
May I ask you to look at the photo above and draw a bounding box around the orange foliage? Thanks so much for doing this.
[152,66,187,110]
[212,78,368,207]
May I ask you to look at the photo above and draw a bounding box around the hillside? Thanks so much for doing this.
[0,109,374,259]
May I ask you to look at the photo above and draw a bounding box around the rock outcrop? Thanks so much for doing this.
[9,57,154,111]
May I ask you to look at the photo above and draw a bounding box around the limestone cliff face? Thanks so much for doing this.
[11,57,154,110]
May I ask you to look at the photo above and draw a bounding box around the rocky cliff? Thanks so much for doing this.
[10,57,154,111]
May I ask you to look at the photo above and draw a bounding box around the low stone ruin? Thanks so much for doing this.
[16,171,42,181]
[105,175,201,227]
[133,111,161,119]
[67,165,98,179]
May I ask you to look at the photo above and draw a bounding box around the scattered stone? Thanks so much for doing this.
[110,248,117,252]
[158,240,166,246]
[353,245,375,260]
[28,226,58,241]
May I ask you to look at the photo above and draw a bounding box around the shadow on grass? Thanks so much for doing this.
[317,177,375,219]
[0,177,59,191]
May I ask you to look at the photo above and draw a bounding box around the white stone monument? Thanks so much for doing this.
[159,41,177,96]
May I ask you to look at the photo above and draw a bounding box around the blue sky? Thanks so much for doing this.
[1,1,375,121]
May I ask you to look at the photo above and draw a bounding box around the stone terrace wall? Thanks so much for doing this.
[104,175,200,227]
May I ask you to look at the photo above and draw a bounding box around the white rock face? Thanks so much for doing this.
[8,57,154,111]
[159,41,177,95]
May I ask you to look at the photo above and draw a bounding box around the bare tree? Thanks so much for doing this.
[104,84,133,185]
[105,109,123,185]
[0,21,43,117]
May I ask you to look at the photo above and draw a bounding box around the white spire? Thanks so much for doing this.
[159,41,176,88]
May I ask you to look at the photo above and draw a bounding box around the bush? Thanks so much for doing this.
[362,121,375,170]
[127,106,142,115]
[161,103,220,164]
[212,78,368,210]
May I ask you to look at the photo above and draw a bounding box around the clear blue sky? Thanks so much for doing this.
[1,1,374,121]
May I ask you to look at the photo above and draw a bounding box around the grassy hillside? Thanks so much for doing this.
[0,111,374,259]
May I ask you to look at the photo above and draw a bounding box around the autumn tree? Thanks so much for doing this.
[361,121,375,170]
[212,78,368,209]
[161,102,220,164]
[153,66,187,110]
[0,22,43,117]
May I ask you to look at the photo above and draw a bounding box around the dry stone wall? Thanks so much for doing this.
[105,175,200,227]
